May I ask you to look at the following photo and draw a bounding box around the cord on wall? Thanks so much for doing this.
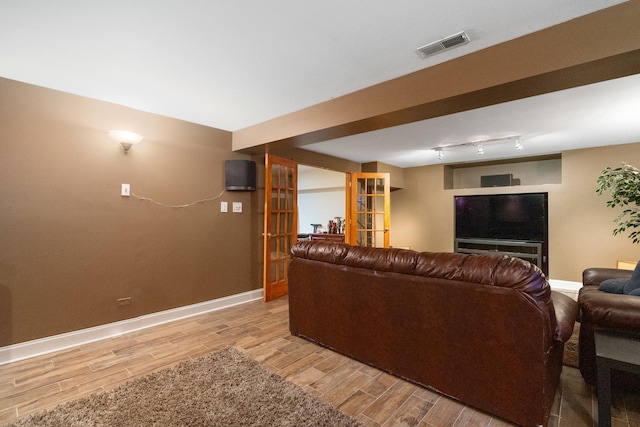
[131,189,226,208]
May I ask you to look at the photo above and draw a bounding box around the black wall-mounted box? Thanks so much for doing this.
[225,159,256,191]
[480,174,513,187]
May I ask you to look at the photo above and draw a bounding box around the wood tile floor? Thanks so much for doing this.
[1,296,640,426]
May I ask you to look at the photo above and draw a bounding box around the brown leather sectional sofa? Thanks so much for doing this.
[288,241,578,427]
[579,267,640,391]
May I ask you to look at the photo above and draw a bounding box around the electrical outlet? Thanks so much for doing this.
[121,183,130,197]
[117,297,131,306]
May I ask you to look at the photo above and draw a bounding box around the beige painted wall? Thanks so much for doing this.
[0,78,261,346]
[390,142,640,282]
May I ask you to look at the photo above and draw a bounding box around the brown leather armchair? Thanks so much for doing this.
[579,267,640,390]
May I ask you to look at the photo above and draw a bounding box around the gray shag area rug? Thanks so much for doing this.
[8,347,361,427]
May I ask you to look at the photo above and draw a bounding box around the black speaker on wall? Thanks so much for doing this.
[481,173,513,188]
[225,160,256,191]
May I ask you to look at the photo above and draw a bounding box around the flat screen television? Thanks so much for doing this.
[454,192,548,242]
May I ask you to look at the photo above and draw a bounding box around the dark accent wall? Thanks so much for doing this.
[0,78,261,346]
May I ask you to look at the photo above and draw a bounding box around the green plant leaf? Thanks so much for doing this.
[596,162,640,243]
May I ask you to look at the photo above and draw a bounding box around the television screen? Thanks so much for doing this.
[454,193,547,242]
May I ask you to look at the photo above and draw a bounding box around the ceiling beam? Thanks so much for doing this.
[233,0,640,155]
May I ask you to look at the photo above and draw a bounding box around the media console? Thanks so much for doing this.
[454,238,545,274]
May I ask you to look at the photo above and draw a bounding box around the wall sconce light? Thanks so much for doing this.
[109,130,144,154]
[515,138,523,150]
[436,147,445,160]
[477,143,484,155]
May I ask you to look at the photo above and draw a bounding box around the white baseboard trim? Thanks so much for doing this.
[549,279,582,293]
[0,280,581,366]
[0,289,264,366]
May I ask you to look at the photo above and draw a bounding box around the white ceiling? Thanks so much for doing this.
[1,0,637,168]
[304,74,640,167]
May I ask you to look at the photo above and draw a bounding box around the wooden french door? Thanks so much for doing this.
[346,173,390,247]
[263,155,297,301]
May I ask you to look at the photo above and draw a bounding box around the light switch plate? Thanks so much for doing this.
[232,202,242,213]
[221,201,228,212]
[121,183,130,197]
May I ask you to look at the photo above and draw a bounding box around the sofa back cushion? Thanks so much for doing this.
[292,241,548,290]
[291,240,557,337]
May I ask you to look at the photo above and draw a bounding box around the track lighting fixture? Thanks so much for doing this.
[431,135,522,161]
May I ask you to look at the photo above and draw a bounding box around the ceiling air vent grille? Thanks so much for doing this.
[417,31,470,58]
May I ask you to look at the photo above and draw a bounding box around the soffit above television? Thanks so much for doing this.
[446,154,561,169]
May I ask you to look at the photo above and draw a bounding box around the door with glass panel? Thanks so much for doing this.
[346,173,390,247]
[263,155,297,301]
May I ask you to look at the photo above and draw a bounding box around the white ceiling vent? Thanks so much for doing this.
[416,31,470,58]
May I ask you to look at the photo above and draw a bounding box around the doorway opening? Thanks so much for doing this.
[297,165,347,239]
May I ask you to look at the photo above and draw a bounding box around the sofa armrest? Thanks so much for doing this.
[579,286,640,331]
[551,291,579,342]
[583,267,632,286]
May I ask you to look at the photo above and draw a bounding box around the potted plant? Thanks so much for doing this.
[596,162,640,243]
